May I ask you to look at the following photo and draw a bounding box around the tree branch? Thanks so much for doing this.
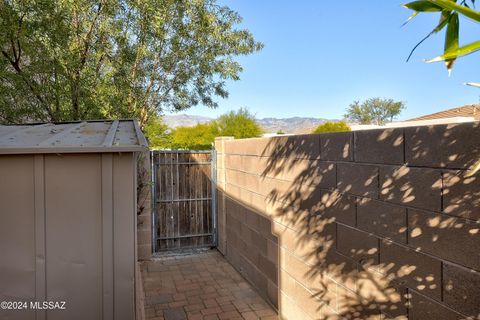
[1,49,55,120]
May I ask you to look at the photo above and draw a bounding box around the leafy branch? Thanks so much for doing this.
[404,0,479,78]
[404,0,480,175]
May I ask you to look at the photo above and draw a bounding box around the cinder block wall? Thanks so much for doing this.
[215,123,480,320]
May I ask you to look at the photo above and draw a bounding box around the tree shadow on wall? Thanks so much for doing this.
[256,125,480,320]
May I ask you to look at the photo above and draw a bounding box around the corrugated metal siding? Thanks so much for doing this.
[44,154,103,320]
[0,153,137,320]
[113,154,136,320]
[0,156,36,320]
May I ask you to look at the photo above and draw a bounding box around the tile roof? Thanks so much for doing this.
[409,104,480,121]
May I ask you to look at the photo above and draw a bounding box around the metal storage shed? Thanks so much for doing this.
[0,120,148,320]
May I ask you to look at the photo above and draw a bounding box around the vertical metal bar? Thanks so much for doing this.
[205,155,210,241]
[199,154,203,246]
[206,153,211,244]
[188,156,192,247]
[211,149,217,247]
[150,151,157,253]
[172,152,178,247]
[193,154,198,246]
[161,152,165,249]
[170,151,174,249]
[193,156,196,247]
[162,152,166,249]
[157,152,164,249]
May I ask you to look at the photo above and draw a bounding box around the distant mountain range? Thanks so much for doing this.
[258,117,332,134]
[162,114,336,134]
[162,114,212,128]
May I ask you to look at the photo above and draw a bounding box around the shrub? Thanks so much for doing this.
[312,121,351,134]
[215,108,263,139]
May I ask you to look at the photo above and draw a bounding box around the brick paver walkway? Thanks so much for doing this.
[141,249,278,320]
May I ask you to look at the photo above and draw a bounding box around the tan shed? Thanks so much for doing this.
[0,120,148,320]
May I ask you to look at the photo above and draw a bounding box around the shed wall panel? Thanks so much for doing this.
[44,154,103,320]
[34,155,46,320]
[101,154,114,320]
[113,153,136,320]
[0,151,137,320]
[0,155,36,320]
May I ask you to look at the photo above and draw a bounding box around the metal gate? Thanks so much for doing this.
[151,150,216,251]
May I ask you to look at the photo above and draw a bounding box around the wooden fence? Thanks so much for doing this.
[152,150,216,251]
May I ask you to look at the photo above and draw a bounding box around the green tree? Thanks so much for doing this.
[170,123,218,150]
[313,121,351,134]
[143,115,172,149]
[215,108,263,139]
[0,0,262,126]
[344,98,405,125]
[403,0,479,83]
[163,108,262,149]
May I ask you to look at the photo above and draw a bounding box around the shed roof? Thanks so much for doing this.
[0,120,148,154]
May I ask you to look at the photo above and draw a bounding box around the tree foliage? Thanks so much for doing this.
[344,98,405,125]
[214,107,263,139]
[169,123,218,150]
[150,108,263,150]
[312,121,351,134]
[0,0,262,125]
[403,0,479,80]
[143,115,172,149]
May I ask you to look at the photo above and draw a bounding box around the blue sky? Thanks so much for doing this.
[174,0,479,120]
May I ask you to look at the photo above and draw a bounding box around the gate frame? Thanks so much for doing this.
[151,149,217,253]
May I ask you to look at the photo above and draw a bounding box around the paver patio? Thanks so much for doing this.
[141,249,278,320]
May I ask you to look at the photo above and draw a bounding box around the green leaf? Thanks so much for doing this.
[444,13,459,73]
[426,40,480,62]
[406,11,451,61]
[403,1,443,11]
[431,0,480,22]
[437,10,452,32]
[402,11,419,26]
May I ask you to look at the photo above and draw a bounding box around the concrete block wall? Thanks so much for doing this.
[215,123,480,320]
[137,151,152,260]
